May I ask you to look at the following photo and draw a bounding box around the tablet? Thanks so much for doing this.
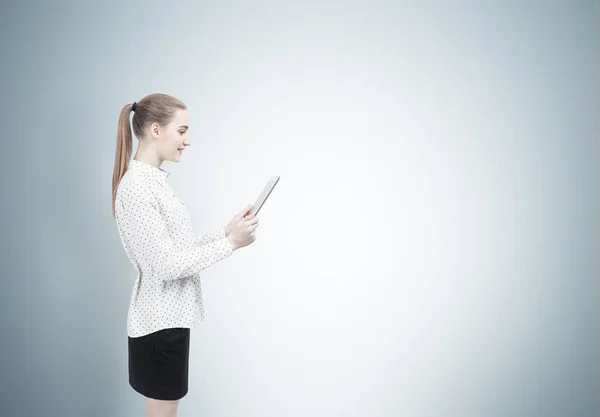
[252,176,280,215]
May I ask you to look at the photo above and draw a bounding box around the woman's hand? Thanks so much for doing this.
[225,204,259,250]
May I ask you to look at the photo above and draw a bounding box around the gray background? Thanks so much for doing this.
[0,1,597,416]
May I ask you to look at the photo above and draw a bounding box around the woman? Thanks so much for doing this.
[111,93,258,417]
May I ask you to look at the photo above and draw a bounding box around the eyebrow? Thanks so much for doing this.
[179,125,189,130]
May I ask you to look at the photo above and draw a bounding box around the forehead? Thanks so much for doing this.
[169,108,189,126]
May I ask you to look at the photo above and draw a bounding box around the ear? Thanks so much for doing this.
[150,122,160,139]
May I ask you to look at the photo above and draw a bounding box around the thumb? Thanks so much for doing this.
[237,204,253,219]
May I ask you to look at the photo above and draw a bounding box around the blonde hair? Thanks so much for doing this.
[112,93,187,217]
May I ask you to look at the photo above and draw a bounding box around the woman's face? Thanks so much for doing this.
[150,108,191,163]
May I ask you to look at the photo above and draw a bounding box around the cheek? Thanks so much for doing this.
[160,137,179,152]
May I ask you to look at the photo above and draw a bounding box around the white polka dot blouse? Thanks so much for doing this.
[114,159,234,338]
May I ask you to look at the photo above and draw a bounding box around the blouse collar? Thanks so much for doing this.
[128,159,170,182]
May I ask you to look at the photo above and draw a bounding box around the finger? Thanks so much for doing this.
[245,216,259,225]
[245,220,259,230]
[242,205,255,218]
[236,205,253,220]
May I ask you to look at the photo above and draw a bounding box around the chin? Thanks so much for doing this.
[169,153,182,163]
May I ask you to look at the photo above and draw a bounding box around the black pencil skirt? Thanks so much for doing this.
[128,327,190,401]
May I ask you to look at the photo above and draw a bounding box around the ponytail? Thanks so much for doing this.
[112,103,134,217]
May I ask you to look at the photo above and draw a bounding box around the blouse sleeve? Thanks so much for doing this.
[115,185,234,282]
[195,227,228,246]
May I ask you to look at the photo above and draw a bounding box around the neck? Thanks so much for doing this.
[133,146,162,168]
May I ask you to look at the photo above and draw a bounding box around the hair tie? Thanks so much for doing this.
[132,102,137,112]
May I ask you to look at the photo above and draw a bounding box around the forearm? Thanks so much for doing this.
[158,237,234,281]
[195,226,228,246]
